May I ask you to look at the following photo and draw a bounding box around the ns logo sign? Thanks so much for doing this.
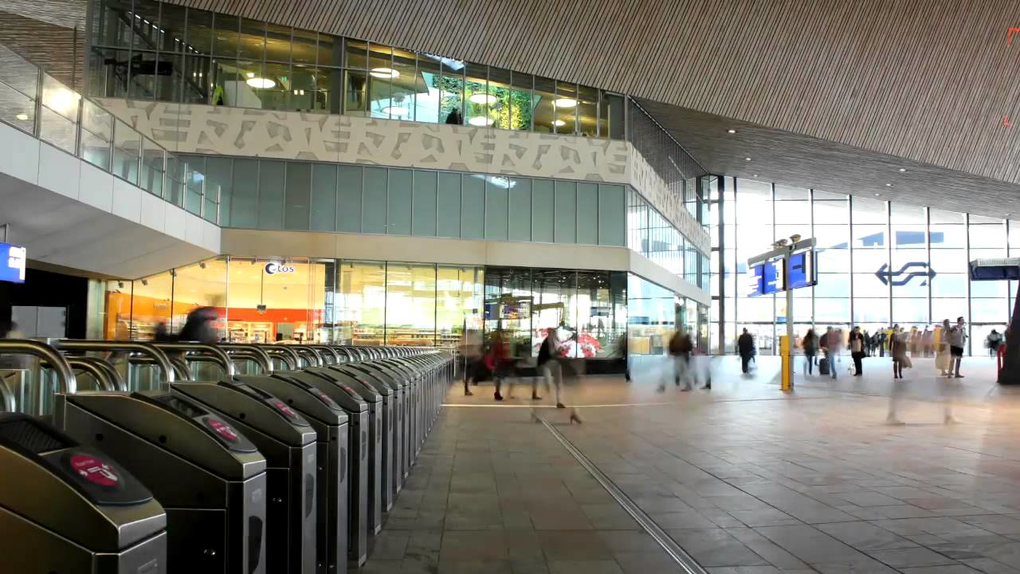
[264,262,296,275]
[875,262,936,287]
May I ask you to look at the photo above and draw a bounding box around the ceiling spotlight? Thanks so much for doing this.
[553,119,566,127]
[898,168,907,172]
[745,157,752,161]
[469,93,497,105]
[874,193,881,197]
[885,183,893,187]
[727,129,737,134]
[468,116,494,127]
[15,113,28,121]
[554,98,577,108]
[752,174,759,177]
[369,67,399,79]
[246,77,276,89]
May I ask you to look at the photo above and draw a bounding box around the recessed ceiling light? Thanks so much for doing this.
[246,77,276,89]
[745,157,752,161]
[468,116,494,127]
[554,98,577,108]
[898,168,907,172]
[553,119,566,127]
[752,174,758,177]
[885,183,893,187]
[15,113,28,121]
[369,67,400,79]
[469,93,497,105]
[727,129,737,134]
[874,193,881,197]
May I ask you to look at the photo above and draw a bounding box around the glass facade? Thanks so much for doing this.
[185,154,629,246]
[709,177,1017,356]
[88,0,625,138]
[627,188,711,293]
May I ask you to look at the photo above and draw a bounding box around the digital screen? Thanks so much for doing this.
[0,242,26,284]
[787,250,816,290]
[749,264,765,296]
[749,260,784,296]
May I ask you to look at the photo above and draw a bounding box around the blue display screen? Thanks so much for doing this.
[749,260,783,296]
[0,242,26,284]
[788,251,816,290]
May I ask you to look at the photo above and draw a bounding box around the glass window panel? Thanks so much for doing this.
[891,248,930,268]
[484,176,510,240]
[132,269,174,337]
[892,298,927,323]
[734,179,772,223]
[929,249,967,273]
[463,63,489,128]
[928,224,966,248]
[231,159,258,227]
[155,53,179,102]
[931,273,967,297]
[130,0,161,51]
[603,92,625,139]
[555,81,577,135]
[184,158,203,216]
[237,18,264,61]
[1010,221,1020,249]
[931,298,967,323]
[337,261,386,345]
[598,184,626,246]
[316,34,340,68]
[970,223,1005,248]
[970,248,1006,261]
[362,167,387,233]
[387,168,413,235]
[852,224,887,249]
[234,60,269,108]
[259,62,291,110]
[509,178,532,241]
[533,77,556,133]
[853,298,890,323]
[265,23,292,63]
[577,85,598,137]
[96,0,133,49]
[853,273,889,297]
[774,185,808,200]
[411,170,438,236]
[309,164,337,231]
[815,274,850,297]
[205,156,232,226]
[164,155,184,207]
[385,264,436,346]
[577,183,598,244]
[738,296,775,322]
[211,58,237,106]
[212,13,239,57]
[336,165,362,233]
[972,298,1008,323]
[112,119,140,183]
[183,9,214,55]
[180,54,210,103]
[140,138,165,197]
[385,48,416,120]
[127,51,157,100]
[172,258,228,338]
[851,196,886,224]
[930,209,964,224]
[368,44,393,119]
[533,179,554,242]
[257,160,285,229]
[415,54,440,123]
[510,72,533,131]
[437,267,484,350]
[461,174,484,239]
[815,225,850,251]
[890,203,925,223]
[891,224,926,249]
[813,198,849,224]
[439,59,464,125]
[487,66,514,129]
[971,280,1007,298]
[774,201,810,224]
[437,172,461,237]
[554,181,577,243]
[283,161,310,230]
[344,39,367,69]
[80,130,112,170]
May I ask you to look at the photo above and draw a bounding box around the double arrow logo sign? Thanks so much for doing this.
[875,262,937,287]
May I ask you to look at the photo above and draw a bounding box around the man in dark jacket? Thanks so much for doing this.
[737,328,754,374]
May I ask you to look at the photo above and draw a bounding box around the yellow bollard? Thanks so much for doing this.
[780,335,792,391]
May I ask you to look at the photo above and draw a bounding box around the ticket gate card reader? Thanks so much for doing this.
[0,413,168,574]
[54,391,268,574]
[171,380,317,574]
[276,370,370,568]
[234,374,350,574]
[348,362,415,476]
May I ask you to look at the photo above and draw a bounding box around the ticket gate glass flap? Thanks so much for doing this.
[0,413,167,574]
[171,380,317,574]
[272,370,369,568]
[234,374,349,574]
[54,391,267,574]
[348,362,416,473]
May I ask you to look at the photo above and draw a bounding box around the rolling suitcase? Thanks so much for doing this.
[819,357,830,375]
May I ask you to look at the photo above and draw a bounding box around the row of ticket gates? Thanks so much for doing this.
[0,339,452,574]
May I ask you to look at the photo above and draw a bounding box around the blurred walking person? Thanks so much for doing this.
[986,329,1003,358]
[802,328,818,375]
[737,328,755,375]
[849,326,865,376]
[820,327,838,380]
[935,319,951,377]
[459,329,482,396]
[661,330,693,391]
[949,316,967,378]
[537,328,580,423]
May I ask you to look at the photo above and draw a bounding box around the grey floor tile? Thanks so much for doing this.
[538,530,614,561]
[899,566,983,574]
[838,492,907,507]
[726,527,813,570]
[548,560,624,574]
[729,508,802,528]
[581,503,641,530]
[597,530,662,554]
[867,547,959,568]
[510,559,551,574]
[651,511,721,530]
[438,559,513,574]
[440,531,508,561]
[708,568,783,574]
[613,551,689,574]
[961,558,1020,574]
[361,559,405,574]
[370,531,412,560]
[755,525,864,564]
[668,528,770,567]
[816,521,918,551]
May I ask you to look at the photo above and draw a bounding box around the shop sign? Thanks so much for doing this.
[264,262,296,275]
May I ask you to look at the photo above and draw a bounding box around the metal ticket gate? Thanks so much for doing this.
[349,361,417,474]
[327,363,403,503]
[275,370,370,569]
[234,373,350,574]
[305,367,384,534]
[55,390,268,574]
[0,413,168,574]
[171,380,317,574]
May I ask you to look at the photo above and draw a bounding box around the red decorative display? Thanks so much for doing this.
[69,454,120,487]
[273,401,298,419]
[207,419,239,442]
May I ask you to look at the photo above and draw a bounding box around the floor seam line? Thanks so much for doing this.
[537,415,710,574]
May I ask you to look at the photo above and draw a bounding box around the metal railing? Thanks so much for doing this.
[0,43,220,225]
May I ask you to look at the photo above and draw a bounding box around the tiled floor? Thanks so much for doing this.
[365,356,1020,573]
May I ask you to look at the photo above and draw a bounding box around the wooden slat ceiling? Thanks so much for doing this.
[167,0,1020,191]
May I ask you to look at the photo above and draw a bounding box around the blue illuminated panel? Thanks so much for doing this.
[0,242,26,284]
[787,250,816,290]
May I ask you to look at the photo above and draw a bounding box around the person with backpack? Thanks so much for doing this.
[737,328,754,375]
[661,330,694,391]
[820,327,837,379]
[802,328,818,375]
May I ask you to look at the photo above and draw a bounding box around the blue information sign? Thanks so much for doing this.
[0,242,26,284]
[787,251,816,290]
[749,259,784,296]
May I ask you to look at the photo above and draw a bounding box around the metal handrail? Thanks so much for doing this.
[0,339,77,395]
[129,355,193,382]
[66,358,118,392]
[258,345,298,370]
[218,344,273,374]
[292,346,323,367]
[56,340,174,387]
[0,373,18,413]
[310,345,342,364]
[152,343,235,378]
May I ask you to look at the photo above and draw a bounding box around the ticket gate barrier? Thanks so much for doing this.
[308,369,383,534]
[171,380,317,574]
[55,390,268,574]
[274,370,370,568]
[234,374,350,574]
[0,413,168,574]
[349,361,417,474]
